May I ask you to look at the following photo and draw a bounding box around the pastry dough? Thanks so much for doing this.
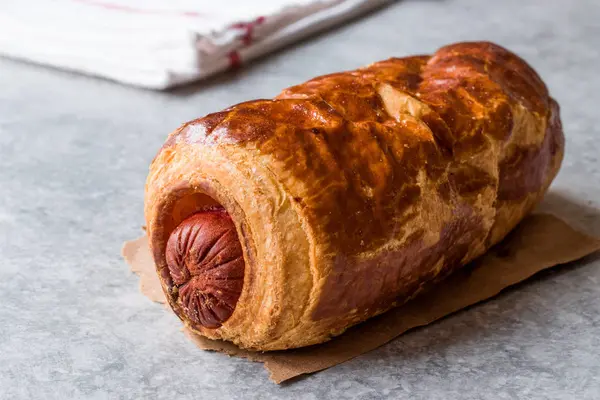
[145,42,564,350]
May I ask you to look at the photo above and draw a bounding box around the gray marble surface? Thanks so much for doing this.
[1,0,600,398]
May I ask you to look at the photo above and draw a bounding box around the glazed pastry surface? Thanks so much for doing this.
[145,41,564,350]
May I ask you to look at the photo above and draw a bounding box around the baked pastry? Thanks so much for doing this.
[145,41,564,350]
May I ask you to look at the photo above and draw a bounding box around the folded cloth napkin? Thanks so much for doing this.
[0,0,389,89]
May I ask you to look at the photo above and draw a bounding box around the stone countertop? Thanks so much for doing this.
[1,0,599,398]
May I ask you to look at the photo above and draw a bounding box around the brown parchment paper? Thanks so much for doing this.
[122,213,600,384]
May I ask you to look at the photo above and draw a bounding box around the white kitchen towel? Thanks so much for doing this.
[0,0,390,89]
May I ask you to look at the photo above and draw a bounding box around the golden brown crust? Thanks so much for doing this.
[145,41,564,350]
